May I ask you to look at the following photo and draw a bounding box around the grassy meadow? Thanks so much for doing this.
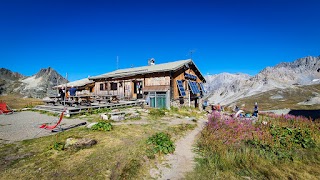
[0,94,43,109]
[234,84,320,111]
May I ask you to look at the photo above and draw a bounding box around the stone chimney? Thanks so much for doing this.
[148,58,155,66]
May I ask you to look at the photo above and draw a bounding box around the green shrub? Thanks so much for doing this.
[49,142,65,151]
[146,132,175,158]
[91,121,113,131]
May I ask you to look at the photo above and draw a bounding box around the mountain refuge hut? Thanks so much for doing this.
[89,59,206,109]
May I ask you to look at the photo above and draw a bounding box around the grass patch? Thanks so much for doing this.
[0,94,43,109]
[169,106,205,119]
[148,108,167,120]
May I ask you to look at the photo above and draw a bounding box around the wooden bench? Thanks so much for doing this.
[62,100,79,107]
[96,98,111,104]
[43,100,58,106]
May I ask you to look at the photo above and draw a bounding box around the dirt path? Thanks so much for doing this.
[150,118,207,180]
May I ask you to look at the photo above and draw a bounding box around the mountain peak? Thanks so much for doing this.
[35,67,56,78]
[0,68,25,81]
[0,67,68,98]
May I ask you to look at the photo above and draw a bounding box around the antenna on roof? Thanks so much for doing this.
[188,49,196,59]
[116,56,119,70]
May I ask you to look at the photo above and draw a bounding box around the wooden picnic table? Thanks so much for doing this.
[95,94,120,103]
[70,95,96,106]
[43,95,61,106]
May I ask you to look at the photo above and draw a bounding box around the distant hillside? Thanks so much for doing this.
[206,56,320,105]
[231,84,320,111]
[0,67,67,98]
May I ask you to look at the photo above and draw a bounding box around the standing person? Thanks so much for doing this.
[211,104,216,112]
[217,103,221,112]
[59,87,65,101]
[70,86,77,96]
[253,102,258,117]
[202,100,208,111]
[235,105,240,112]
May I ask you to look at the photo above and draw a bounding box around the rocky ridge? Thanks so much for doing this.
[206,56,320,105]
[0,67,67,98]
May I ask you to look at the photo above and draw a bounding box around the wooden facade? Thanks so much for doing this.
[90,59,206,109]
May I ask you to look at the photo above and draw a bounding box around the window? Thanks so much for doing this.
[110,82,117,90]
[105,83,108,90]
[100,83,104,91]
[176,80,186,96]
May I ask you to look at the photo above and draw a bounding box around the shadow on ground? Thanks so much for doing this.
[288,109,320,121]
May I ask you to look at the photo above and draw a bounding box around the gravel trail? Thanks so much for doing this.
[151,118,207,180]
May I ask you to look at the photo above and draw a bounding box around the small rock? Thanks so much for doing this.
[110,115,125,121]
[185,117,196,121]
[100,113,109,120]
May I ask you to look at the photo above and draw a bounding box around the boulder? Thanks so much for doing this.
[65,138,97,149]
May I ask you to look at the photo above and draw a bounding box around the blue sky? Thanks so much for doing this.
[1,0,319,81]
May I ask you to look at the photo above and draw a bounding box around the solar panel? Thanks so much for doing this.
[199,83,206,93]
[193,82,200,94]
[176,80,186,96]
[188,81,200,94]
[184,73,197,80]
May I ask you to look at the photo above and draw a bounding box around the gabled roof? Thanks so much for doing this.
[54,78,94,88]
[89,59,206,82]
